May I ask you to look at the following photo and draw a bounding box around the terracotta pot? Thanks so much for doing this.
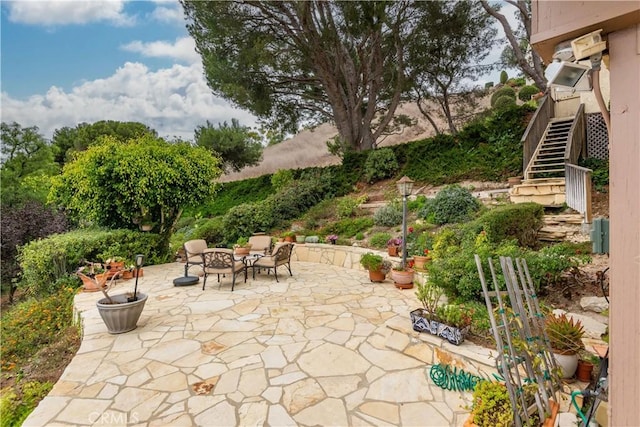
[284,236,294,243]
[576,359,594,382]
[368,269,386,283]
[79,272,108,292]
[234,246,251,256]
[106,262,125,279]
[388,246,399,257]
[133,268,144,278]
[391,269,414,289]
[121,270,134,280]
[413,255,431,271]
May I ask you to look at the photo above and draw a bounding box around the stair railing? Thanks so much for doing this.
[564,103,586,165]
[522,95,554,174]
[565,163,593,224]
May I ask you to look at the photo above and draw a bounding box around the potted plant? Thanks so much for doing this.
[387,237,402,257]
[95,254,148,334]
[390,261,414,289]
[412,248,432,271]
[76,262,108,292]
[325,234,338,245]
[359,252,392,283]
[104,256,126,279]
[233,237,252,255]
[282,231,296,243]
[295,233,306,244]
[410,280,472,345]
[576,351,598,382]
[545,313,585,378]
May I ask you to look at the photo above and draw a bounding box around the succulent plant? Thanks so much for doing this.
[545,313,585,354]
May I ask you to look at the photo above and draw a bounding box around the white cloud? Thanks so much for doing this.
[150,3,184,25]
[4,0,135,27]
[0,62,257,141]
[121,36,199,64]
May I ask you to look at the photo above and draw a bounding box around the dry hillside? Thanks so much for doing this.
[220,98,491,182]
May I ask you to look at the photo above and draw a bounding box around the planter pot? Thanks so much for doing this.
[121,270,134,280]
[553,351,579,379]
[140,224,153,232]
[576,359,595,382]
[368,269,387,283]
[133,268,144,278]
[106,261,125,278]
[388,246,399,257]
[284,236,295,243]
[410,308,469,345]
[391,269,414,289]
[79,272,108,292]
[413,255,431,271]
[234,247,251,256]
[96,293,148,334]
[295,235,306,244]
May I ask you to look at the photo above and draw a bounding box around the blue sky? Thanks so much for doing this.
[1,1,514,141]
[1,0,256,140]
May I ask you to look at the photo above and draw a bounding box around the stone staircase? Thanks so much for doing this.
[510,116,575,207]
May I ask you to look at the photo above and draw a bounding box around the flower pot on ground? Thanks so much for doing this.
[576,359,595,382]
[412,254,431,271]
[77,262,108,292]
[391,267,414,289]
[545,313,585,378]
[104,256,126,279]
[95,254,147,334]
[387,237,401,257]
[359,252,391,283]
[411,281,472,345]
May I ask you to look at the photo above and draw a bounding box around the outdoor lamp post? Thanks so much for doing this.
[131,254,144,301]
[396,176,414,269]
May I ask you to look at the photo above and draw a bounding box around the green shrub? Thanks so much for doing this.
[490,86,516,107]
[191,217,226,245]
[373,203,403,226]
[0,380,53,427]
[408,195,428,212]
[472,381,513,427]
[494,95,517,109]
[18,229,167,296]
[355,232,365,240]
[423,185,480,225]
[514,77,526,86]
[479,203,544,248]
[302,199,337,229]
[580,157,609,191]
[518,85,539,101]
[364,148,399,183]
[323,218,374,237]
[369,232,392,249]
[271,169,294,191]
[336,195,367,219]
[187,174,274,217]
[499,70,508,84]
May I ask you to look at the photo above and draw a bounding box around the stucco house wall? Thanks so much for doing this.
[531,2,640,426]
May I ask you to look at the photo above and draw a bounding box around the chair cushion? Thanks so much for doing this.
[253,256,275,268]
[203,260,245,274]
[184,239,208,256]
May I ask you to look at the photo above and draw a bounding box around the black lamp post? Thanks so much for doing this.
[130,254,144,302]
[396,176,414,270]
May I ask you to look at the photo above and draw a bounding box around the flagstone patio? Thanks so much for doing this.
[24,259,478,426]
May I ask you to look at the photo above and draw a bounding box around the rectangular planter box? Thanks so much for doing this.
[410,308,470,346]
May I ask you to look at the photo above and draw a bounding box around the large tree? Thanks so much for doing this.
[480,0,547,92]
[194,119,263,172]
[409,1,496,134]
[1,122,59,206]
[182,0,412,151]
[49,134,222,253]
[51,120,157,166]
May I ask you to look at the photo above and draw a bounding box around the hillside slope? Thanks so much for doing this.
[220,99,490,182]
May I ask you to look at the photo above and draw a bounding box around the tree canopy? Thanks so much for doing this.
[182,0,412,151]
[49,134,222,252]
[1,122,59,206]
[194,119,263,172]
[480,0,546,92]
[408,1,496,134]
[51,120,157,166]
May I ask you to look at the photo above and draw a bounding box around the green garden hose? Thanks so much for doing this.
[429,364,484,392]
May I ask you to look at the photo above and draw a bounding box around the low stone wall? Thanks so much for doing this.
[291,243,498,378]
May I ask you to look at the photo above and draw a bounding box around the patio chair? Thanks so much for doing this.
[183,239,208,276]
[248,234,273,256]
[251,243,293,282]
[201,249,246,291]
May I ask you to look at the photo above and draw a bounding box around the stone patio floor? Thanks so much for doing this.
[23,261,473,427]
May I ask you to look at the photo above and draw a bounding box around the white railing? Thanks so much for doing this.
[565,163,592,223]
